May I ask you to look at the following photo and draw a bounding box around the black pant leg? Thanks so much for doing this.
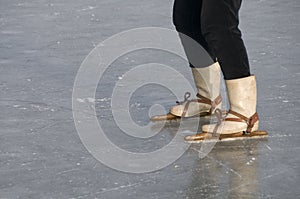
[172,0,216,67]
[201,0,251,80]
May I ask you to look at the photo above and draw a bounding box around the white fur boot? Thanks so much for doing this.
[170,62,222,118]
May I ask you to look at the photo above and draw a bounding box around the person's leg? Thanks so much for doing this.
[185,0,261,141]
[173,0,215,64]
[167,0,222,119]
[201,0,250,80]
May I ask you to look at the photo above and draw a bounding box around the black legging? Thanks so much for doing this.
[173,0,250,80]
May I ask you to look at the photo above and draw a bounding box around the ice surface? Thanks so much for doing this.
[0,0,299,198]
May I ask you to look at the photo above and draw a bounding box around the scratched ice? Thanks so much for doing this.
[0,0,299,198]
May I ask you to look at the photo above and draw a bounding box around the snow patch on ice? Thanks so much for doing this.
[13,104,56,112]
[96,98,111,102]
[130,102,141,108]
[118,75,124,80]
[86,98,96,103]
[78,6,97,11]
[30,104,52,111]
[76,98,100,103]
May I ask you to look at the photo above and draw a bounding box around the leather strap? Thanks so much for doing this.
[211,109,259,136]
[225,110,259,133]
[212,108,223,136]
[210,95,222,114]
[247,112,259,133]
[196,93,212,105]
[196,93,222,114]
[227,110,249,122]
[178,92,222,117]
[182,100,191,117]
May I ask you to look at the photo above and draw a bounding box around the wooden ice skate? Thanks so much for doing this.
[150,112,181,121]
[150,92,224,122]
[151,63,222,122]
[150,111,212,121]
[184,130,268,143]
[184,76,269,143]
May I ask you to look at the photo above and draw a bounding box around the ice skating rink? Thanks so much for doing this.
[0,0,299,198]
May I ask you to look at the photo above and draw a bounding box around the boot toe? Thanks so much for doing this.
[170,105,184,117]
